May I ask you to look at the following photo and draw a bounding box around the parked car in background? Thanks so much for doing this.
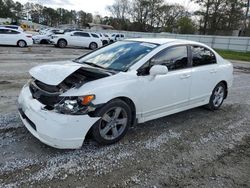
[32,34,52,44]
[32,29,62,44]
[50,31,102,49]
[110,33,125,43]
[0,27,32,47]
[98,33,110,45]
[0,25,24,32]
[18,38,233,149]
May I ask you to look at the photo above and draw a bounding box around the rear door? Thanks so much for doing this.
[0,29,20,45]
[189,45,219,104]
[78,32,92,47]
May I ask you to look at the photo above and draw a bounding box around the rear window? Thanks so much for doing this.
[191,46,216,66]
[91,33,99,38]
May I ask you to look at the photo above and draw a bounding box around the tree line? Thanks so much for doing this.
[0,0,249,36]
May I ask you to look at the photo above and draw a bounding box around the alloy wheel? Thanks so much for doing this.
[213,86,225,107]
[99,107,128,140]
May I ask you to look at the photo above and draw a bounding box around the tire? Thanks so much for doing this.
[89,42,98,50]
[92,99,132,145]
[207,82,226,110]
[57,39,67,48]
[40,39,48,44]
[17,40,27,47]
[110,40,114,43]
[102,40,108,46]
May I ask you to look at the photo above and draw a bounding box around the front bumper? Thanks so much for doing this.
[18,85,99,149]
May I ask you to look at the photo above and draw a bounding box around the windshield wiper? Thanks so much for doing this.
[74,60,121,73]
[84,62,106,69]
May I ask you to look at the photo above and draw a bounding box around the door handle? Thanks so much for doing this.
[180,74,191,79]
[210,69,217,73]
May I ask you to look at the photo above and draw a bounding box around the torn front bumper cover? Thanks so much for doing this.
[18,85,99,149]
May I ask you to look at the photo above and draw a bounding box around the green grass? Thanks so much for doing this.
[215,49,250,62]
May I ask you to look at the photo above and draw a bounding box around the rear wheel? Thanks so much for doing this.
[17,40,26,47]
[207,82,226,110]
[92,99,132,145]
[89,42,98,50]
[57,39,67,48]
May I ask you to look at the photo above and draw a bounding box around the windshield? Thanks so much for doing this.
[75,41,158,71]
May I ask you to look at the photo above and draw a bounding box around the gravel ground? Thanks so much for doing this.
[0,45,250,188]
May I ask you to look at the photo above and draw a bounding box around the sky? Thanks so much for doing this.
[16,0,199,16]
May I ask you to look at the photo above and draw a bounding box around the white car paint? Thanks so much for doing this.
[110,33,125,42]
[18,38,233,149]
[32,34,51,44]
[50,31,103,49]
[0,27,33,47]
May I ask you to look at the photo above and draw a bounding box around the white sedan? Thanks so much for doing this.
[18,38,233,149]
[0,27,33,47]
[50,31,103,49]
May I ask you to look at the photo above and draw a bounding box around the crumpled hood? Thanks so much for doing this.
[29,61,83,85]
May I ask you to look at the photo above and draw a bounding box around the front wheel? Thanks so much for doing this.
[92,99,132,145]
[57,39,67,48]
[207,82,226,110]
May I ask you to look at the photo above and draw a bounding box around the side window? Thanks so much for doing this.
[91,33,99,38]
[9,30,19,34]
[121,34,124,38]
[151,46,188,71]
[73,32,81,36]
[191,46,216,66]
[137,46,188,76]
[1,29,19,34]
[80,32,90,37]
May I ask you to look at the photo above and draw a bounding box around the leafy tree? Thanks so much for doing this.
[177,17,196,34]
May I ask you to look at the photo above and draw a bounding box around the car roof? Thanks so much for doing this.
[125,38,206,46]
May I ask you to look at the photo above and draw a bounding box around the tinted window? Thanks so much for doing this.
[91,33,99,38]
[121,34,124,37]
[5,26,18,30]
[0,29,19,34]
[192,46,216,66]
[151,46,188,71]
[74,32,90,37]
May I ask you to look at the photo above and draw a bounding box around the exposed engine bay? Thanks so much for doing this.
[29,67,110,113]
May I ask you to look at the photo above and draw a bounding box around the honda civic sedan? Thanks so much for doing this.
[18,38,233,149]
[0,27,33,47]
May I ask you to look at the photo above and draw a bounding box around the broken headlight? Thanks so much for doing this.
[54,95,95,115]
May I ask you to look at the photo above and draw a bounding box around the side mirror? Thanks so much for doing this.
[149,65,168,77]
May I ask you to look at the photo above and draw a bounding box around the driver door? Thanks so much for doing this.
[138,45,192,122]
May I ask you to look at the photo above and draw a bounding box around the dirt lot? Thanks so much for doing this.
[0,45,250,188]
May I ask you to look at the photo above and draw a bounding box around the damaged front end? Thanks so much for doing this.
[29,67,110,115]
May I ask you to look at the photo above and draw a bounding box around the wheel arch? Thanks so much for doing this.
[91,96,137,126]
[89,41,98,49]
[17,39,27,47]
